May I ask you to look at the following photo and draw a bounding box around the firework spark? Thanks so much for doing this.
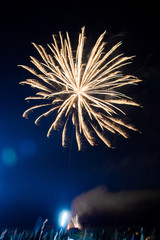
[67,214,82,230]
[19,27,141,150]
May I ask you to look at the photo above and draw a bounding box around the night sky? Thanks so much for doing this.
[0,1,160,229]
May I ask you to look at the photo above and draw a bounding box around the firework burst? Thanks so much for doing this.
[19,27,141,150]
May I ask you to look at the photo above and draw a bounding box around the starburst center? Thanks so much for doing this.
[74,87,84,96]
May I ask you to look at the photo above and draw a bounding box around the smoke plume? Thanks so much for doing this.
[71,186,160,226]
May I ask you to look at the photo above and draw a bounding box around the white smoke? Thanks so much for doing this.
[71,186,160,225]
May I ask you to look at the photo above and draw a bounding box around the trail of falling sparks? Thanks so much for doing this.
[19,27,141,150]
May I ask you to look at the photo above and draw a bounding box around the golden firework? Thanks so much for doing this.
[19,27,141,150]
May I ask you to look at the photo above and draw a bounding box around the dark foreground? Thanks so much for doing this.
[0,225,159,240]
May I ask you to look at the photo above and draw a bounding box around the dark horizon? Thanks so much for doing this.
[0,1,160,229]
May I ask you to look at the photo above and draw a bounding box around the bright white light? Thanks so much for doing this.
[59,210,70,228]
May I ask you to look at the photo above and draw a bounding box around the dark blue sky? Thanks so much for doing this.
[0,1,160,228]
